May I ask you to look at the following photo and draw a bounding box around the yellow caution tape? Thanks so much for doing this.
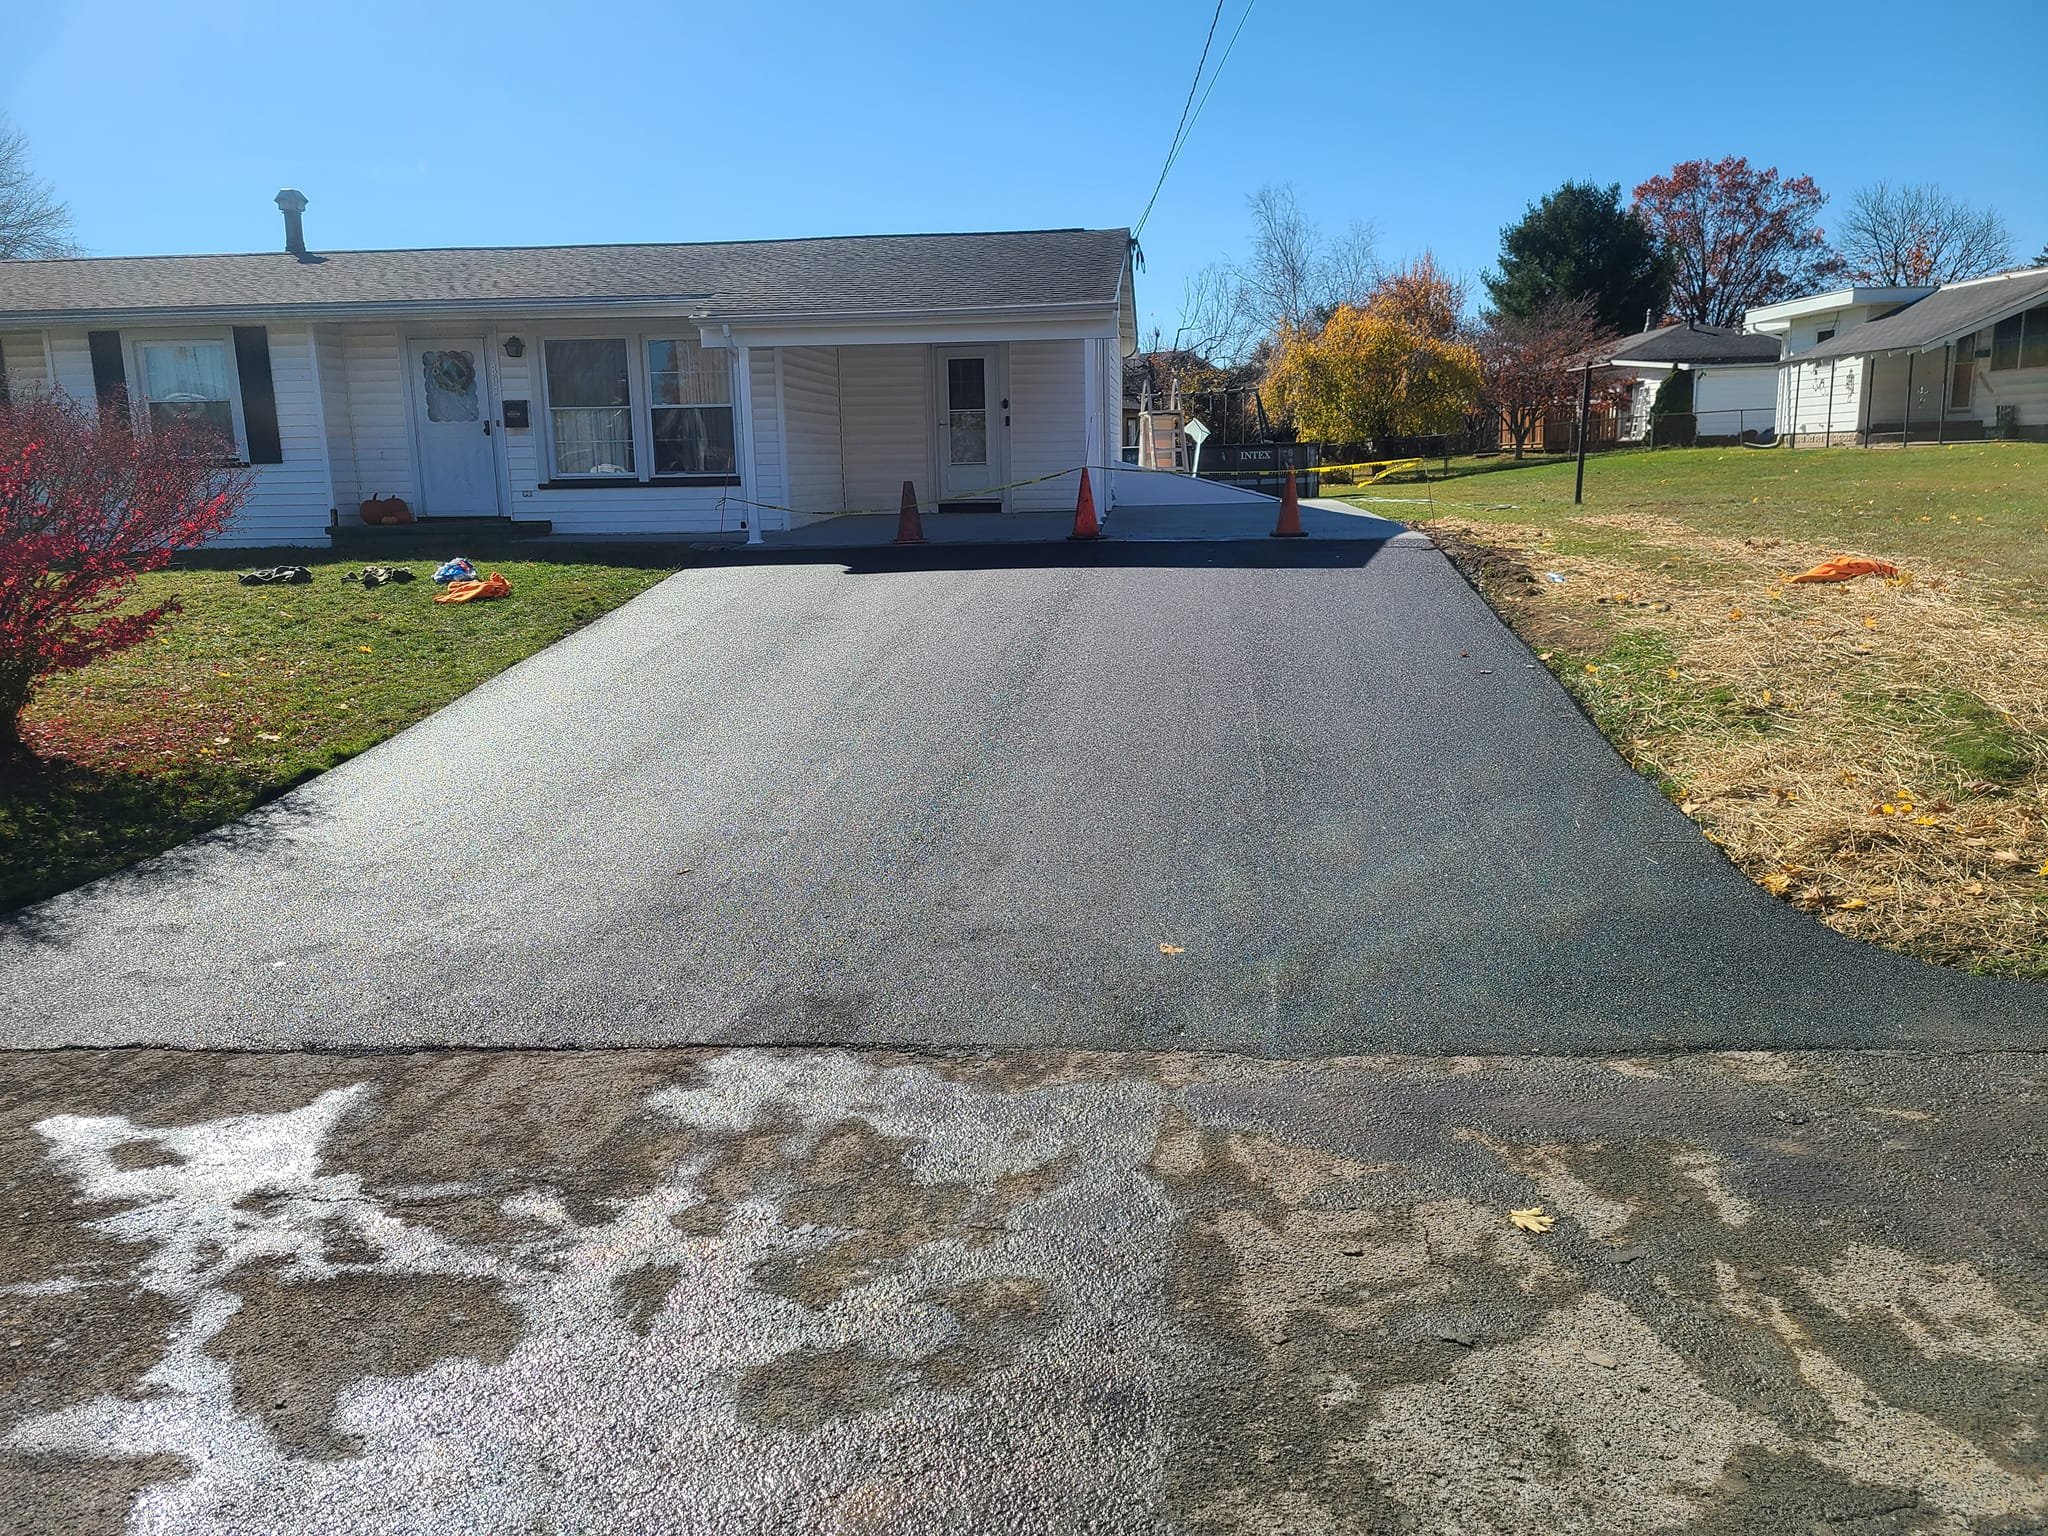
[1200,457,1425,483]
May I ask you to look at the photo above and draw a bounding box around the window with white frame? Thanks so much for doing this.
[647,338,736,475]
[135,338,240,448]
[538,333,740,482]
[543,338,636,476]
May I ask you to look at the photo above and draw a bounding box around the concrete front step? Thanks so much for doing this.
[330,516,553,550]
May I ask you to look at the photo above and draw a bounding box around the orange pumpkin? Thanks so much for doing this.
[358,494,414,526]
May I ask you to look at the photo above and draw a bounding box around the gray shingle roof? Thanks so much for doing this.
[1794,268,2048,363]
[1606,322,1781,366]
[0,228,1132,321]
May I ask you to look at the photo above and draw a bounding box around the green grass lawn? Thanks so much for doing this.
[2,548,682,911]
[1383,443,2048,609]
[1339,443,2048,977]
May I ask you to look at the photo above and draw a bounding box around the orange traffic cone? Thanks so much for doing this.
[893,480,926,545]
[1067,468,1101,541]
[1270,467,1306,538]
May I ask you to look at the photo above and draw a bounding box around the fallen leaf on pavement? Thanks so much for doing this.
[1760,872,1793,896]
[1509,1207,1555,1233]
[1159,943,1185,955]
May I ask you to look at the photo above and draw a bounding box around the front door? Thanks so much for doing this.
[407,339,499,515]
[936,349,1000,504]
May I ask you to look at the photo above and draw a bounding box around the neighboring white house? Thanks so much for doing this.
[1750,271,2048,445]
[1599,322,1783,442]
[0,195,1185,545]
[1744,284,1930,444]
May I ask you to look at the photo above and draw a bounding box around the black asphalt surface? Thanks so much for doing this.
[1,539,2041,1052]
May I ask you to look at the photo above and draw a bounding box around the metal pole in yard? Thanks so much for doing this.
[1937,345,1950,446]
[1901,352,1915,448]
[1824,361,1837,449]
[1789,363,1801,447]
[1573,363,1593,505]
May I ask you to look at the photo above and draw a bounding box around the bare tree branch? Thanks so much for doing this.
[1836,181,2013,286]
[0,116,79,261]
[1172,184,1380,368]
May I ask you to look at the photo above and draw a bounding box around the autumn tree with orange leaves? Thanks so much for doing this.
[1263,255,1481,443]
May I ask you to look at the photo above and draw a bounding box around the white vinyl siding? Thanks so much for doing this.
[0,331,49,397]
[780,345,844,515]
[1096,337,1120,492]
[1778,356,1865,440]
[40,324,330,544]
[1008,339,1085,510]
[312,324,356,512]
[498,340,540,501]
[1690,366,1776,437]
[1975,352,2048,430]
[224,324,330,544]
[47,331,95,398]
[340,326,418,506]
[838,344,930,512]
[747,347,783,519]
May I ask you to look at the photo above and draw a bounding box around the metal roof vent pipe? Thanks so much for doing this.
[275,189,309,258]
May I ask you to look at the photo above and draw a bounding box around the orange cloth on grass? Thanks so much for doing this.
[1788,556,1900,584]
[433,572,512,604]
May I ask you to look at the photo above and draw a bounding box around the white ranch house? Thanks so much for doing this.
[1599,321,1782,442]
[0,198,1212,545]
[1750,270,2048,446]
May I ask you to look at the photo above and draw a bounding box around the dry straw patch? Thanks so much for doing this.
[1430,516,2048,977]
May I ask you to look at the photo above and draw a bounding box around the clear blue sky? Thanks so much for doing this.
[7,0,2044,340]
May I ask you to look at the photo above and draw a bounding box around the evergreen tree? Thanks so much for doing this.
[1486,182,1672,334]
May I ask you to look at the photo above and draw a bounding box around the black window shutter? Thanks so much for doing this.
[87,330,127,414]
[232,326,283,464]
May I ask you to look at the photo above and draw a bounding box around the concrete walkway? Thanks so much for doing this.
[761,497,1420,547]
[6,1044,2042,1535]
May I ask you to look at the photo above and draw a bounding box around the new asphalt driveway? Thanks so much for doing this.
[0,535,2039,1053]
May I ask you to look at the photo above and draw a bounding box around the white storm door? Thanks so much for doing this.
[936,349,1000,502]
[407,339,500,515]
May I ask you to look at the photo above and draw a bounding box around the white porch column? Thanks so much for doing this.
[1082,338,1105,500]
[731,340,764,542]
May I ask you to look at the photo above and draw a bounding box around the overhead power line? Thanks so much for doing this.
[1156,0,1226,203]
[1132,0,1257,242]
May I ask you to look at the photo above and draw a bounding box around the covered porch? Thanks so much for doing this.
[747,336,1121,526]
[314,321,1132,542]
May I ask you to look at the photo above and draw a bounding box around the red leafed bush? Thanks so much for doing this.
[0,390,249,756]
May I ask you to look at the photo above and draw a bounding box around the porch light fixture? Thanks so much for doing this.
[502,335,526,358]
